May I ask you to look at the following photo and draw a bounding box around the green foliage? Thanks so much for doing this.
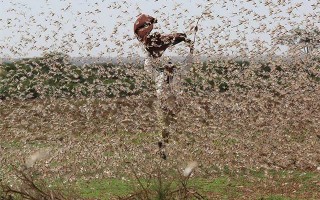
[0,53,142,99]
[1,53,319,99]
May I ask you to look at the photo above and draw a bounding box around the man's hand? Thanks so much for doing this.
[185,39,194,54]
[150,17,157,24]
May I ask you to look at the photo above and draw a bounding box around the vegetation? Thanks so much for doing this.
[1,53,319,100]
[0,52,145,99]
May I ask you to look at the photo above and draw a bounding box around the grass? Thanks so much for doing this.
[1,129,319,199]
[260,195,291,200]
[1,156,319,199]
[8,169,312,199]
[75,178,131,199]
[0,140,22,148]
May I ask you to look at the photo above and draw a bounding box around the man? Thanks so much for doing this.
[134,14,194,158]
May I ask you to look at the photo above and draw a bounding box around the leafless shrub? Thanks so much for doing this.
[120,159,205,200]
[0,168,80,200]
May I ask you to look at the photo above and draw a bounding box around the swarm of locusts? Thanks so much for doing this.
[0,0,319,198]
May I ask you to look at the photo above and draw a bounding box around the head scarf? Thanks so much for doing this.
[134,14,157,43]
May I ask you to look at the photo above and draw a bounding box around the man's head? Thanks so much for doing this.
[134,14,157,43]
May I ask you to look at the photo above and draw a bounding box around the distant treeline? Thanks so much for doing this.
[0,53,319,99]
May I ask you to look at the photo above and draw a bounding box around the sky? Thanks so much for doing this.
[0,0,319,59]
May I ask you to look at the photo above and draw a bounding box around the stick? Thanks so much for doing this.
[192,1,215,47]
